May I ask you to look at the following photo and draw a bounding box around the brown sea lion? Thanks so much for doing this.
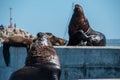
[67,4,106,46]
[45,32,66,46]
[3,36,32,66]
[9,32,61,80]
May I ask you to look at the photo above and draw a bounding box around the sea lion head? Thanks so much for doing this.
[26,32,59,65]
[74,4,89,30]
[45,32,66,46]
[74,4,83,13]
[35,32,52,46]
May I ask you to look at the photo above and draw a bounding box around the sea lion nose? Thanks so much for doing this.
[75,4,80,8]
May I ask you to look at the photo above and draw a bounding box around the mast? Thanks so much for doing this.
[9,8,12,28]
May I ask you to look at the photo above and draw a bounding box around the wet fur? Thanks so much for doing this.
[68,4,106,46]
[9,32,61,80]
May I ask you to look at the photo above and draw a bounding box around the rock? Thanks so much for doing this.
[0,28,35,43]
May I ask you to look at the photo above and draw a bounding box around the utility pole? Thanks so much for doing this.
[9,8,12,28]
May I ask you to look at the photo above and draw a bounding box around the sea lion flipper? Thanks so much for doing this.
[3,44,10,66]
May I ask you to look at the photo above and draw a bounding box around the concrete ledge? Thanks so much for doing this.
[54,46,120,49]
[0,46,120,80]
[55,46,120,80]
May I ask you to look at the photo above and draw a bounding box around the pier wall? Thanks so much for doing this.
[0,46,120,80]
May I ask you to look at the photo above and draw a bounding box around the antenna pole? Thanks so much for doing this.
[9,8,12,28]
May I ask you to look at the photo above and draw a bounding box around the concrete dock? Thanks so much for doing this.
[0,46,120,80]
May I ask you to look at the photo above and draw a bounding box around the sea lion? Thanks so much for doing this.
[3,36,32,66]
[9,32,61,80]
[67,4,106,46]
[45,32,66,46]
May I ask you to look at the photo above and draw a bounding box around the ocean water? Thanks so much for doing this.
[66,39,120,46]
[106,39,120,46]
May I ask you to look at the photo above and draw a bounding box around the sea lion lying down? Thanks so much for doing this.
[3,32,66,66]
[9,32,61,80]
[3,36,32,66]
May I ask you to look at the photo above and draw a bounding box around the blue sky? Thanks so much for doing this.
[0,0,120,39]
